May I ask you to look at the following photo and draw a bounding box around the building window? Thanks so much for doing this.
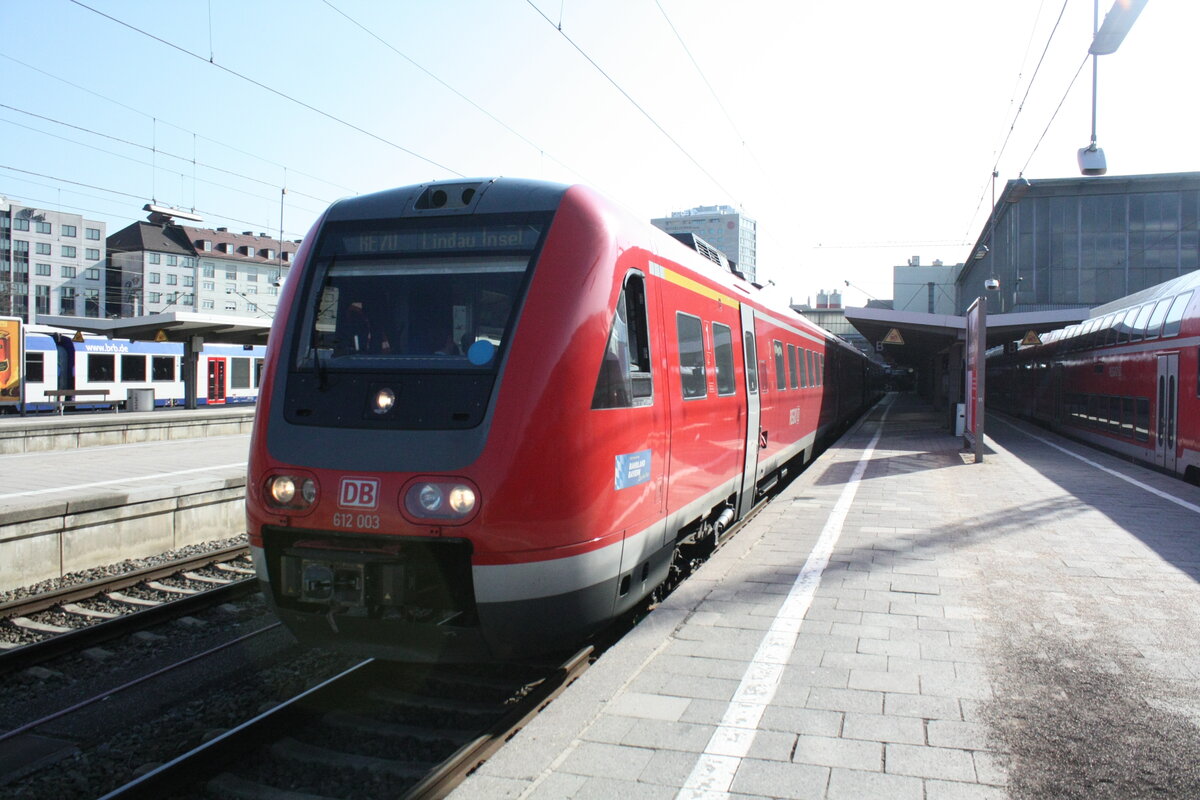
[35,242,51,255]
[184,276,195,287]
[63,224,77,237]
[35,263,51,276]
[86,267,100,280]
[35,221,51,234]
[202,264,215,277]
[245,285,257,294]
[182,257,195,268]
[202,240,213,251]
[61,265,76,278]
[85,248,100,260]
[148,292,161,303]
[226,269,237,279]
[83,288,100,318]
[149,273,160,284]
[225,302,237,311]
[202,299,214,309]
[166,255,178,266]
[14,218,29,231]
[264,249,275,260]
[61,245,76,258]
[166,274,178,285]
[202,281,214,290]
[86,227,100,240]
[59,287,75,314]
[35,285,50,315]
[246,272,258,282]
[148,253,161,264]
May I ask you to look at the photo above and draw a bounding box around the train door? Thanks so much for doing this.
[207,358,227,405]
[737,305,761,517]
[1155,353,1179,472]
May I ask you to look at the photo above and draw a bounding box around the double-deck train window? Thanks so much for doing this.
[712,322,736,396]
[1162,291,1192,338]
[1144,298,1172,340]
[676,313,707,400]
[773,340,786,391]
[592,273,654,409]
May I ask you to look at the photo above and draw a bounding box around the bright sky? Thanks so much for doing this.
[1,0,1193,308]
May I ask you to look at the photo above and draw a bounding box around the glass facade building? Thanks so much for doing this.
[959,173,1200,315]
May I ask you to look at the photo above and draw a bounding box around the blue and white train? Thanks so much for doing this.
[15,326,266,412]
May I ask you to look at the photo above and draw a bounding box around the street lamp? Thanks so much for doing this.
[1079,0,1148,175]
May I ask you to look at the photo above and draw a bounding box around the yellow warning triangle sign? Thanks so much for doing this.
[882,328,905,345]
[154,329,169,343]
[72,331,84,343]
[1020,330,1042,347]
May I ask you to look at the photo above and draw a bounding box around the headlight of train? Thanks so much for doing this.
[402,478,479,524]
[265,474,318,511]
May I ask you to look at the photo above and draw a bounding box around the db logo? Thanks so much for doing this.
[338,478,380,509]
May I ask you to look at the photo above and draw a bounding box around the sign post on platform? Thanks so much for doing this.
[963,297,986,463]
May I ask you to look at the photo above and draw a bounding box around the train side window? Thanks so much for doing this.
[816,353,824,386]
[1161,291,1192,338]
[743,331,758,394]
[712,322,736,396]
[676,313,707,400]
[87,354,115,383]
[1101,314,1118,346]
[1122,397,1135,434]
[787,344,798,389]
[802,349,811,388]
[1134,398,1150,441]
[152,355,176,382]
[591,273,654,409]
[230,358,252,389]
[26,352,44,383]
[1144,298,1172,340]
[773,340,786,391]
[121,355,147,382]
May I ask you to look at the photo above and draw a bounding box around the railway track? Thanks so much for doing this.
[0,544,257,674]
[100,647,593,800]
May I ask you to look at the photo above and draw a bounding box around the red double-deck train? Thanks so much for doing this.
[247,178,881,661]
[988,269,1199,484]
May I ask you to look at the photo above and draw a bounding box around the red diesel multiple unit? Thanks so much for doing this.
[988,269,1199,483]
[247,178,880,661]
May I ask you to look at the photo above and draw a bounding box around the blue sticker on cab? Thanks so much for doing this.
[615,449,652,490]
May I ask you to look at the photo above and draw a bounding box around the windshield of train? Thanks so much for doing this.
[294,218,546,371]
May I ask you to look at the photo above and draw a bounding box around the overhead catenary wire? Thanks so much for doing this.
[320,0,595,187]
[0,52,358,196]
[0,104,332,207]
[963,0,1072,240]
[523,0,742,209]
[0,165,310,239]
[67,0,465,178]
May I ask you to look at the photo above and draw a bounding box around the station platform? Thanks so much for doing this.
[0,408,253,593]
[451,392,1200,800]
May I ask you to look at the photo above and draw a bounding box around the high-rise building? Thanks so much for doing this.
[651,205,758,284]
[0,200,107,323]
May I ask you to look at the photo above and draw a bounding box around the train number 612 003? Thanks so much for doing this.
[333,513,380,529]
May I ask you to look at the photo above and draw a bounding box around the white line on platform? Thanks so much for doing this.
[677,397,895,800]
[0,462,247,501]
[991,416,1200,516]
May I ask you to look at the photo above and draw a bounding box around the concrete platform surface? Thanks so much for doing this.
[451,392,1200,800]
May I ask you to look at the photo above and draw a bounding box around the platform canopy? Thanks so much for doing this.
[35,311,273,346]
[844,306,1087,369]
